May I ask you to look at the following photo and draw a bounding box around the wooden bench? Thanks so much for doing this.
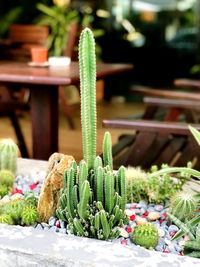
[103,119,200,170]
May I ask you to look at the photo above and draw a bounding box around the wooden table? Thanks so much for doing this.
[0,61,133,160]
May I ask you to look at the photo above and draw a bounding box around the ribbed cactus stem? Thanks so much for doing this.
[103,131,113,171]
[67,168,76,219]
[100,210,110,240]
[78,180,90,220]
[94,156,103,173]
[105,171,114,214]
[79,28,96,170]
[78,160,88,200]
[0,139,19,174]
[118,166,126,211]
[95,166,104,203]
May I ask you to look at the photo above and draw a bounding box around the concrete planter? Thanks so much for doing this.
[0,158,200,266]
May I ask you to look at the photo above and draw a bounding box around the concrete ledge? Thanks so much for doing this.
[1,224,200,267]
[0,158,199,266]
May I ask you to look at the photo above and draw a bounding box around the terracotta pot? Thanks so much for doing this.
[30,47,48,64]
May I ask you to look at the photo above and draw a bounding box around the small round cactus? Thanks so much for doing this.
[0,184,8,197]
[3,199,24,224]
[169,191,197,222]
[21,205,37,225]
[0,169,15,188]
[132,223,159,249]
[0,213,13,225]
[0,138,19,174]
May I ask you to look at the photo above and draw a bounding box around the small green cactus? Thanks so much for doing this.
[0,169,15,188]
[0,184,8,197]
[0,213,13,225]
[169,191,197,222]
[21,205,37,225]
[3,199,24,224]
[0,139,19,174]
[132,223,159,249]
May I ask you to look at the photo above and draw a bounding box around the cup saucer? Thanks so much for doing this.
[28,61,49,67]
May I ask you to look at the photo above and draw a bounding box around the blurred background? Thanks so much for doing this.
[0,0,200,101]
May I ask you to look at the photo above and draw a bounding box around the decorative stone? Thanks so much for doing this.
[158,228,165,238]
[0,195,10,205]
[37,153,75,222]
[148,211,161,221]
[136,216,147,225]
[10,193,22,201]
[117,227,129,238]
[124,209,135,217]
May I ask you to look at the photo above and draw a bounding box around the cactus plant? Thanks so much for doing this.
[132,223,159,249]
[169,191,197,222]
[21,205,37,225]
[0,139,19,174]
[0,169,15,188]
[0,213,13,225]
[0,184,8,197]
[56,28,129,241]
[79,27,96,170]
[3,199,24,224]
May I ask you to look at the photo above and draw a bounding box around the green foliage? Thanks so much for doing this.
[36,3,79,56]
[0,184,8,198]
[79,28,96,170]
[0,214,13,225]
[125,165,186,203]
[21,205,37,226]
[169,191,197,222]
[132,223,159,249]
[2,198,37,225]
[167,212,200,258]
[0,139,19,174]
[0,169,15,188]
[23,191,38,207]
[189,125,200,146]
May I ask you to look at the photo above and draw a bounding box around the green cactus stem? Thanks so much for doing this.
[104,171,114,214]
[0,169,15,188]
[95,166,104,203]
[100,210,110,240]
[67,168,76,219]
[21,205,37,225]
[103,132,113,171]
[79,27,96,170]
[0,184,8,197]
[169,191,197,222]
[118,166,126,211]
[132,223,159,249]
[0,138,19,174]
[0,213,13,225]
[77,180,90,220]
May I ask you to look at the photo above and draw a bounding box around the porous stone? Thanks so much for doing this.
[37,153,75,223]
[136,216,147,225]
[158,228,165,238]
[148,211,161,221]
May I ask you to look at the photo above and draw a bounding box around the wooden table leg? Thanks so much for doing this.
[30,85,58,160]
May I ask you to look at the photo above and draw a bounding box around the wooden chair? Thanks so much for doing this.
[103,119,200,170]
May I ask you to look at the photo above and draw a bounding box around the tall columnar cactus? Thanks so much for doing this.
[79,28,96,170]
[169,191,197,222]
[56,28,128,240]
[0,139,19,174]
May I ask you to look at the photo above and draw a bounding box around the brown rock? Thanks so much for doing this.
[148,211,161,221]
[37,153,75,222]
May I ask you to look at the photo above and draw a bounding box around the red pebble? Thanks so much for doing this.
[179,253,183,256]
[130,206,137,209]
[29,183,37,190]
[163,212,167,218]
[160,219,165,223]
[130,214,136,221]
[163,251,169,253]
[170,232,176,238]
[125,227,132,233]
[141,215,146,218]
[12,188,23,195]
[157,203,161,205]
[182,235,185,238]
[144,212,149,216]
[121,240,127,245]
[56,220,60,227]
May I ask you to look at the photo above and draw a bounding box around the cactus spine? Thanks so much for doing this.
[0,139,19,174]
[79,28,96,170]
[132,223,159,249]
[169,191,197,222]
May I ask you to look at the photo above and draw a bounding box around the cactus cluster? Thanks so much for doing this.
[169,191,197,222]
[56,145,128,240]
[168,212,200,258]
[0,197,37,226]
[132,223,159,249]
[0,138,19,174]
[0,170,15,197]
